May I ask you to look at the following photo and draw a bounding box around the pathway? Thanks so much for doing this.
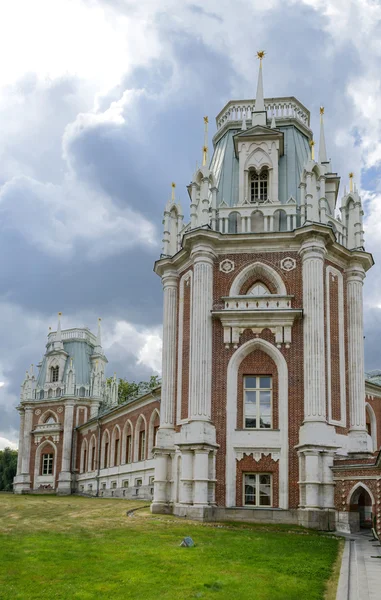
[337,530,381,600]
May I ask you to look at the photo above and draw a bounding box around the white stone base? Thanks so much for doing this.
[13,474,31,494]
[57,471,73,495]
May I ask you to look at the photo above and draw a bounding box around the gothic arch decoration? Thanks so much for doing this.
[134,414,147,462]
[347,482,375,507]
[229,261,287,297]
[121,419,134,464]
[110,425,121,467]
[100,429,110,469]
[80,438,88,474]
[366,403,378,452]
[88,434,97,471]
[148,409,160,458]
[39,409,58,425]
[33,439,58,489]
[245,146,273,171]
[225,338,289,508]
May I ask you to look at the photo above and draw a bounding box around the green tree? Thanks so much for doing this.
[116,375,161,405]
[0,447,18,491]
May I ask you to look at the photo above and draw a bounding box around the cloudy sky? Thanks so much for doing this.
[0,0,381,449]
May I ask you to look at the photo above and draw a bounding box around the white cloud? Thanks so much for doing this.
[103,320,162,375]
[0,174,158,259]
[0,436,17,451]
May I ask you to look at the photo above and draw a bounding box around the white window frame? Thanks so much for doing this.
[42,453,54,475]
[243,473,273,507]
[135,478,142,487]
[243,375,272,430]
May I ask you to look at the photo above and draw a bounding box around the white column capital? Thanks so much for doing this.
[162,271,179,289]
[190,244,216,265]
[298,236,326,261]
[345,262,365,283]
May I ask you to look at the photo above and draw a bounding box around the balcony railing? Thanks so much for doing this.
[216,97,311,131]
[47,328,97,345]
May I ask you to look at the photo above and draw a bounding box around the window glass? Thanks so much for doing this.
[244,474,272,507]
[42,453,53,475]
[244,376,272,429]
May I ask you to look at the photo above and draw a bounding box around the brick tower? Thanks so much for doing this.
[152,53,374,528]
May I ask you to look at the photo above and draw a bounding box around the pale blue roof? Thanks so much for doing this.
[36,339,94,387]
[210,125,310,207]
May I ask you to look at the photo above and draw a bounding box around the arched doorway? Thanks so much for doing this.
[349,485,374,530]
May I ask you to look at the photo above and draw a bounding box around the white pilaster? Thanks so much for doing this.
[13,406,31,493]
[189,247,215,421]
[346,261,368,453]
[159,271,178,432]
[193,448,209,505]
[179,450,194,505]
[57,402,74,494]
[21,406,33,477]
[300,237,327,425]
[16,409,25,475]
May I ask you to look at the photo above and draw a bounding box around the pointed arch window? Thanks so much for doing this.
[248,282,270,296]
[250,169,268,203]
[51,366,59,383]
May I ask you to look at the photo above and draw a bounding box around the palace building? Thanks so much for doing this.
[14,56,381,534]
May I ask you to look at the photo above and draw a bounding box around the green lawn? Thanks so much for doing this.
[0,494,340,600]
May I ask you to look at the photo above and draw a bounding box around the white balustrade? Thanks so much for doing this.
[216,98,310,131]
[222,295,293,311]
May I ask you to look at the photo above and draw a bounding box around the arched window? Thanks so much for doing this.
[273,209,287,232]
[228,212,241,234]
[247,282,270,296]
[39,390,44,400]
[250,210,264,233]
[250,169,268,203]
[51,366,59,383]
[45,416,56,424]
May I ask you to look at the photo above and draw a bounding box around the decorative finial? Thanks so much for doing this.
[257,50,266,62]
[58,312,62,317]
[349,172,354,193]
[309,139,315,161]
[171,182,176,201]
[202,116,209,167]
[320,106,324,115]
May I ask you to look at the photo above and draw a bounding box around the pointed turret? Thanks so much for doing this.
[252,51,267,126]
[255,51,265,112]
[56,312,62,342]
[318,107,328,164]
[202,116,209,167]
[94,318,103,354]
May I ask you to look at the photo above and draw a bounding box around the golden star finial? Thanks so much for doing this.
[203,116,208,124]
[349,172,354,178]
[171,182,176,201]
[257,50,266,61]
[320,106,324,115]
[309,139,315,160]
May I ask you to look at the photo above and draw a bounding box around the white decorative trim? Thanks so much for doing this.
[35,409,41,415]
[235,448,280,462]
[57,406,63,413]
[219,259,235,273]
[365,403,377,452]
[280,257,296,271]
[33,439,58,489]
[176,270,193,425]
[346,482,376,506]
[326,266,346,427]
[226,338,288,509]
[229,261,287,296]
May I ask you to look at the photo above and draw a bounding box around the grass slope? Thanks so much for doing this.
[0,494,340,600]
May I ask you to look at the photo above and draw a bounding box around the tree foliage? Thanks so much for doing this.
[108,375,161,405]
[0,447,18,491]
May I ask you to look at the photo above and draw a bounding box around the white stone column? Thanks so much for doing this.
[152,453,169,506]
[57,402,74,494]
[189,247,214,421]
[322,452,335,508]
[300,237,327,424]
[160,271,178,431]
[193,449,209,506]
[179,450,194,505]
[303,451,320,508]
[16,408,25,475]
[21,406,33,477]
[346,262,368,452]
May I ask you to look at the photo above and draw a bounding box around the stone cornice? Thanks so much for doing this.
[153,224,374,276]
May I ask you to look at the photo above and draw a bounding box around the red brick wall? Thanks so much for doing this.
[76,400,160,472]
[236,454,279,507]
[236,347,279,430]
[211,251,304,509]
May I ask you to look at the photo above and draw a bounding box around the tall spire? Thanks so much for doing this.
[202,116,209,166]
[171,182,176,202]
[318,106,328,163]
[309,139,315,161]
[56,312,62,342]
[349,172,354,193]
[97,317,102,347]
[255,51,265,112]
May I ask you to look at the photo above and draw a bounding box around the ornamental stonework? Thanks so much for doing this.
[57,406,64,413]
[219,259,235,274]
[280,257,296,272]
[34,409,41,415]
